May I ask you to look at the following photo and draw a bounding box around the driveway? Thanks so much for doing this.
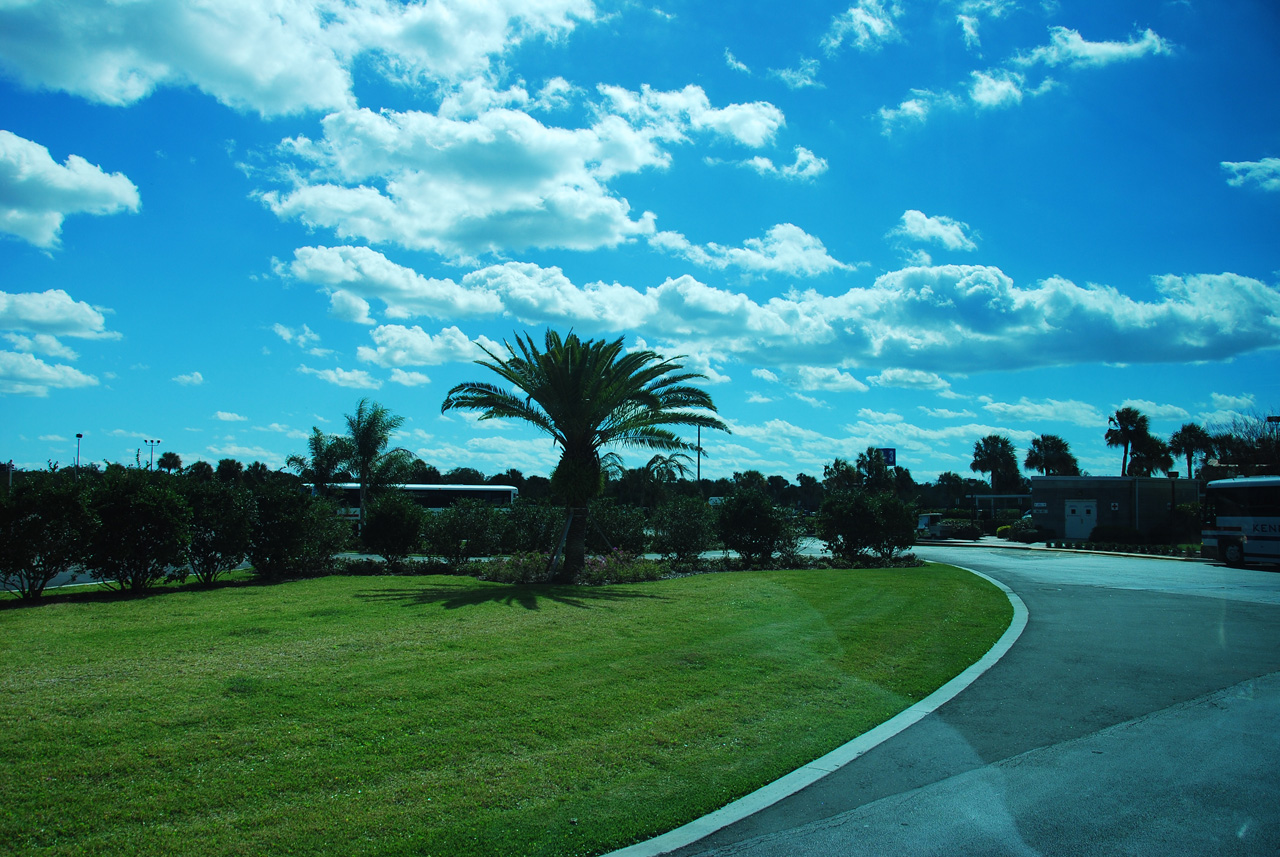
[652,547,1280,856]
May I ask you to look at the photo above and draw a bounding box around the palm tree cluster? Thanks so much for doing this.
[287,398,413,529]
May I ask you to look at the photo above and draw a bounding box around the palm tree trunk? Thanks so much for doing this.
[559,506,589,583]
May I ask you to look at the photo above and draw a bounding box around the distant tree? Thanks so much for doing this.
[732,470,769,493]
[215,458,244,485]
[444,466,487,485]
[488,468,526,490]
[157,451,182,474]
[343,398,413,529]
[404,459,443,484]
[1169,423,1213,479]
[1128,433,1174,477]
[794,472,824,514]
[822,458,860,494]
[0,475,90,600]
[286,427,351,497]
[178,478,253,585]
[1105,407,1150,476]
[185,460,214,482]
[1024,434,1079,476]
[935,471,966,508]
[646,452,694,505]
[971,435,1020,492]
[244,461,271,485]
[1208,412,1280,475]
[86,469,192,592]
[855,447,894,493]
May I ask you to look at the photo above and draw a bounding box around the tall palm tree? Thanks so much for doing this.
[1169,422,1212,479]
[156,451,183,474]
[342,399,413,529]
[441,330,728,581]
[1024,434,1079,476]
[971,434,1019,493]
[286,427,351,498]
[1105,407,1149,476]
[644,452,695,506]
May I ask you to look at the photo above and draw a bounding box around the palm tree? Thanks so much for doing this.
[441,330,728,581]
[1105,407,1149,476]
[1024,434,1079,476]
[1169,422,1212,479]
[644,452,695,506]
[156,451,183,474]
[1128,433,1174,477]
[342,399,413,529]
[286,427,351,498]
[971,434,1020,493]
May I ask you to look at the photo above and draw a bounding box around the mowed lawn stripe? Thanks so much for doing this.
[1,565,1011,857]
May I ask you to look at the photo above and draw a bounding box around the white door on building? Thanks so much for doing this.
[1065,500,1096,540]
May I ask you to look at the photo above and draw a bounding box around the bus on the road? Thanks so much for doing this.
[1202,476,1280,567]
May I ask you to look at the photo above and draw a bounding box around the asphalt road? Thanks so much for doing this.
[653,547,1280,856]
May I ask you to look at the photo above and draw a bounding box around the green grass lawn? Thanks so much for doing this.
[0,565,1011,857]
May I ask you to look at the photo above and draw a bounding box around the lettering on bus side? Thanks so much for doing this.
[1254,523,1280,534]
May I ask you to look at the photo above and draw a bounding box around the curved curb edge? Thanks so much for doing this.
[605,566,1029,857]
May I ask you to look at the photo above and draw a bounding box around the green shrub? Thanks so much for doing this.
[87,468,192,592]
[428,499,504,567]
[996,525,1012,539]
[651,496,715,567]
[577,550,665,585]
[941,520,982,540]
[178,477,253,585]
[247,479,348,581]
[715,487,790,568]
[471,552,553,584]
[585,499,648,555]
[362,492,427,569]
[1089,525,1144,544]
[0,473,90,600]
[500,500,567,555]
[817,490,916,563]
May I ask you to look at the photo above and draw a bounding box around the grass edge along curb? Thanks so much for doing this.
[607,565,1028,857]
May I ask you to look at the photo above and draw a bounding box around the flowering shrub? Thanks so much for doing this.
[472,551,553,584]
[576,550,665,585]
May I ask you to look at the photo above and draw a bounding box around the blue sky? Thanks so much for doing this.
[2,0,1278,483]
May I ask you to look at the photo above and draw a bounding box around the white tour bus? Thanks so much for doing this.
[1201,476,1280,567]
[311,483,519,528]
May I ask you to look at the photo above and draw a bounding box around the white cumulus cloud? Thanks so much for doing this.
[891,210,978,251]
[0,350,98,396]
[738,146,829,181]
[0,131,139,248]
[1221,158,1280,192]
[0,0,595,117]
[650,223,851,276]
[298,364,382,389]
[1016,26,1173,69]
[173,371,204,386]
[822,1,903,55]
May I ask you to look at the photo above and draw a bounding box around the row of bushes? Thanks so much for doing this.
[3,468,922,601]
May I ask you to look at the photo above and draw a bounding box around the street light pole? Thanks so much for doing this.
[144,439,161,470]
[75,433,83,479]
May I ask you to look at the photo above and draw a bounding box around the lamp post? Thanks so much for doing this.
[75,433,83,479]
[144,439,161,470]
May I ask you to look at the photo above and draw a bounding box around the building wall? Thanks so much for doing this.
[1030,477,1199,539]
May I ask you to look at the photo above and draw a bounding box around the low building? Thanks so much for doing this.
[1030,476,1200,541]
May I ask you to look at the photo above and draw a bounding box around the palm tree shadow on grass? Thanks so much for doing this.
[355,579,671,611]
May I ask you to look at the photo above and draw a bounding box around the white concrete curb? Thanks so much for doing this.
[605,566,1029,857]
